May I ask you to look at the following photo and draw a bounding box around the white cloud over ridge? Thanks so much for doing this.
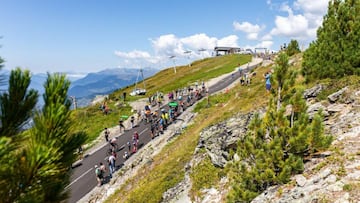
[268,0,329,42]
[114,50,151,59]
[115,33,239,69]
[233,21,262,33]
[233,21,264,40]
[270,10,309,38]
[114,0,330,69]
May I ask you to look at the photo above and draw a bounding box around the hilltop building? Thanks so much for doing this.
[214,46,242,56]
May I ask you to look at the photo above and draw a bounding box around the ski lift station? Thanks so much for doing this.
[130,69,147,96]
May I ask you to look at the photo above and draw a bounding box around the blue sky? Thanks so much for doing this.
[0,0,329,74]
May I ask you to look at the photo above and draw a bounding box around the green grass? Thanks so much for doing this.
[110,54,251,100]
[98,53,360,202]
[104,56,271,203]
[71,101,132,145]
[72,54,251,145]
[105,121,200,203]
[189,156,224,200]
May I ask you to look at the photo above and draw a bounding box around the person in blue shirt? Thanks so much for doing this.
[264,71,271,92]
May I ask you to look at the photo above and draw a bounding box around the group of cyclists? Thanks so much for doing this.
[95,83,207,186]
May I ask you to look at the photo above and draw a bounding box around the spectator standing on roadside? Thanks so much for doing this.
[119,119,125,133]
[264,71,272,92]
[130,116,135,128]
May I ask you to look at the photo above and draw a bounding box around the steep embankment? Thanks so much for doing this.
[98,57,272,203]
[85,53,359,203]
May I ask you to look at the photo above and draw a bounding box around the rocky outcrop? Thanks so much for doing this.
[303,84,325,99]
[164,85,360,203]
[307,102,329,119]
[328,87,348,103]
[196,111,261,168]
[252,87,360,203]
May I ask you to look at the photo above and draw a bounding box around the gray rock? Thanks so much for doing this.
[291,188,305,199]
[307,102,329,119]
[251,185,279,203]
[310,168,331,184]
[233,153,240,162]
[304,84,325,99]
[326,181,344,192]
[328,87,348,103]
[197,112,257,168]
[327,103,347,113]
[335,192,350,203]
[325,174,337,184]
[207,150,227,168]
[294,175,307,187]
[344,171,360,180]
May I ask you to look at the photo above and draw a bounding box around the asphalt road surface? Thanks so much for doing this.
[67,62,258,203]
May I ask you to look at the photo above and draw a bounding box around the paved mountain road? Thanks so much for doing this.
[67,59,262,203]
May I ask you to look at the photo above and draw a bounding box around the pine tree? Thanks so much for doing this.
[0,68,39,202]
[0,56,5,86]
[227,53,332,202]
[0,70,87,202]
[302,0,360,82]
[22,73,87,202]
[286,39,301,56]
[0,68,38,136]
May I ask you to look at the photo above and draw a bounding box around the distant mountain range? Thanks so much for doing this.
[1,67,159,107]
[68,68,157,98]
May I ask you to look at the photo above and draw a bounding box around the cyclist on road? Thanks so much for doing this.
[110,137,118,152]
[119,119,125,133]
[104,128,110,142]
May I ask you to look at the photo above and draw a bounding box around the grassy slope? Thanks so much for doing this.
[105,58,272,203]
[110,55,251,101]
[72,54,251,145]
[104,53,360,202]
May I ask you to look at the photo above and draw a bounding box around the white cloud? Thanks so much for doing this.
[233,21,264,40]
[261,34,272,41]
[216,35,239,47]
[294,0,329,15]
[294,0,329,30]
[256,41,274,50]
[247,33,258,40]
[270,12,309,39]
[267,0,329,42]
[233,21,262,33]
[116,33,240,69]
[180,33,217,51]
[114,50,151,59]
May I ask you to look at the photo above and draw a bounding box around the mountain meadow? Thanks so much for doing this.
[1,1,359,202]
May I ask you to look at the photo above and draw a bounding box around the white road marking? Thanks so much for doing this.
[65,167,93,190]
[139,128,148,135]
[66,128,148,190]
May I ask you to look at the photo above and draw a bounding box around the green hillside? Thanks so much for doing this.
[105,55,273,203]
[110,54,251,101]
[104,52,360,203]
[72,54,251,146]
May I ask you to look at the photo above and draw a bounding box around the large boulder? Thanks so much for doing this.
[197,111,259,168]
[307,102,329,119]
[328,87,348,103]
[304,84,325,99]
